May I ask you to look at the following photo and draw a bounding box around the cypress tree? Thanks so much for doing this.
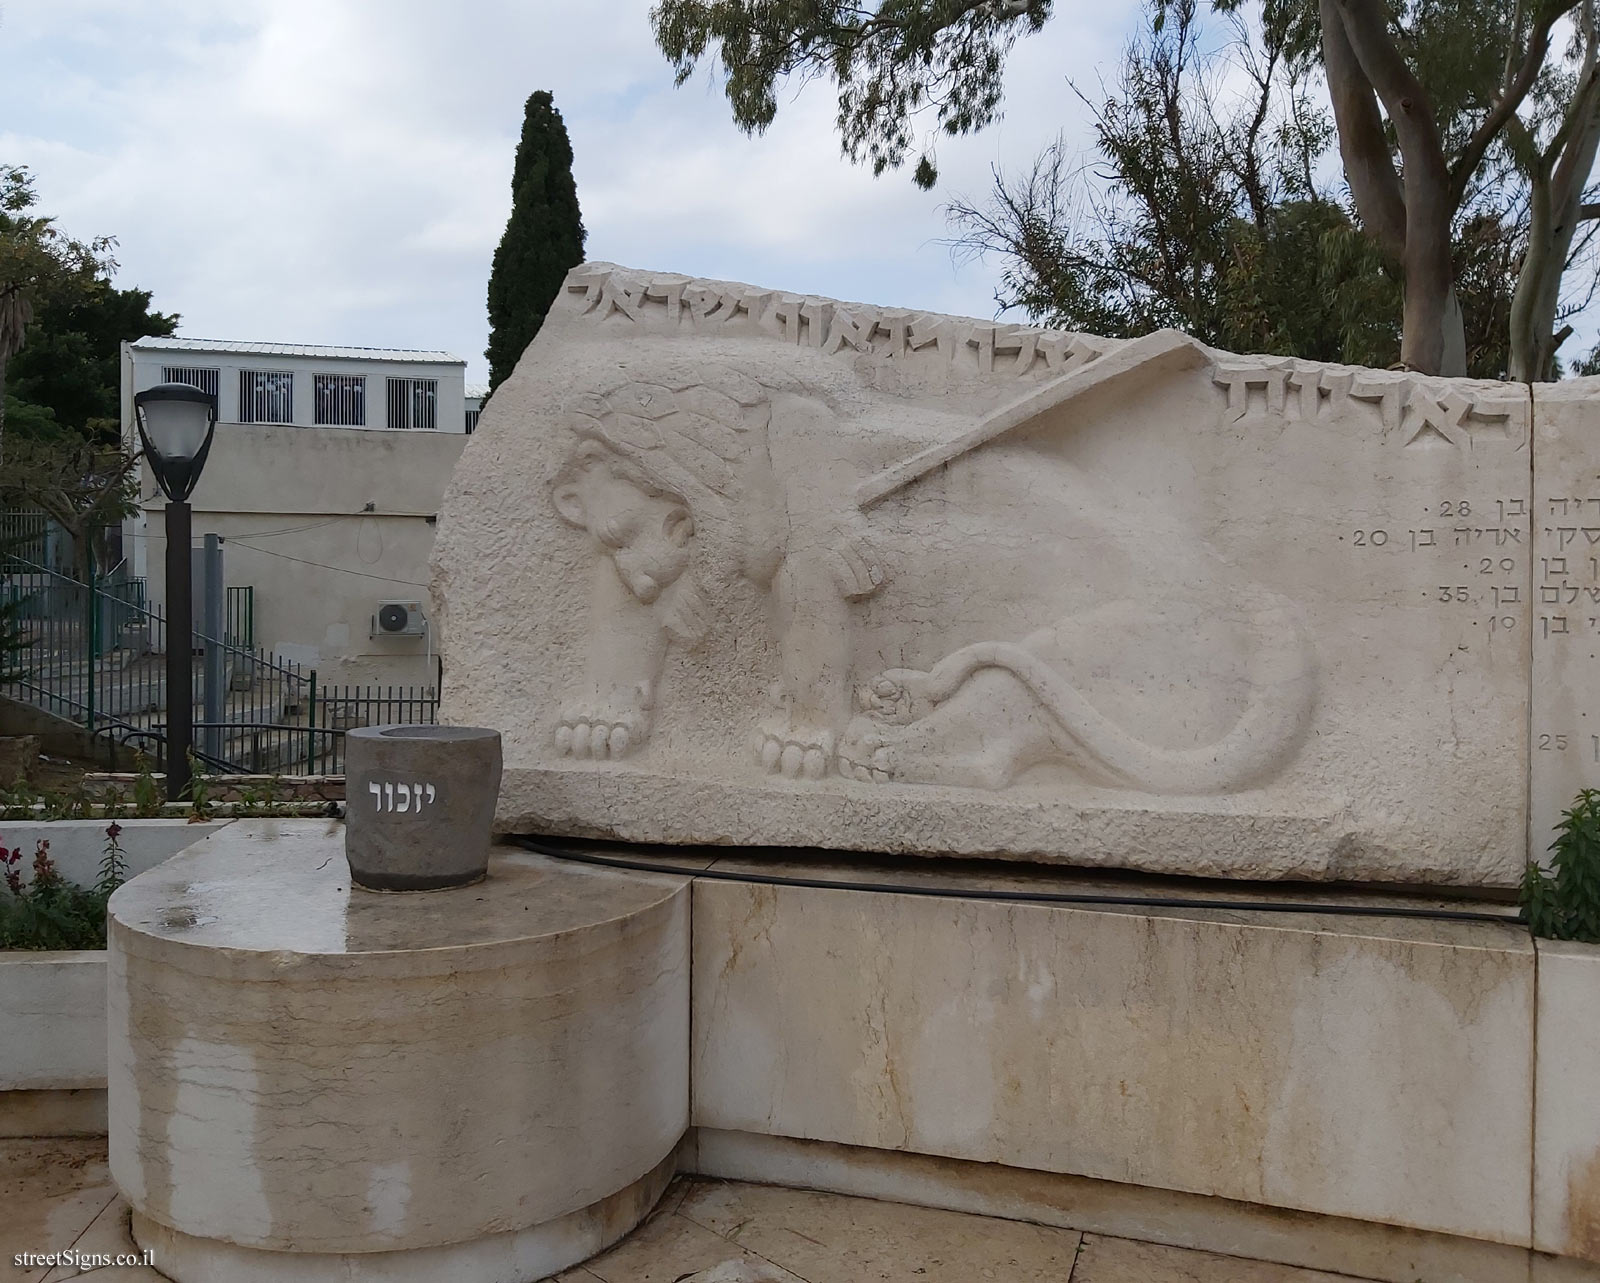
[485,91,585,394]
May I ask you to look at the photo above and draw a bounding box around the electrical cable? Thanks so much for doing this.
[509,836,1526,927]
[225,541,428,588]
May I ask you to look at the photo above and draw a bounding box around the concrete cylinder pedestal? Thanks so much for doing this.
[106,820,690,1282]
[344,724,502,891]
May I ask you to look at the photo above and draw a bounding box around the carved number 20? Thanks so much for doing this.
[1353,530,1388,546]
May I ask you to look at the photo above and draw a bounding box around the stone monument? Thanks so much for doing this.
[344,724,502,890]
[433,262,1551,888]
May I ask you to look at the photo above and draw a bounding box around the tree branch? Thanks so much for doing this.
[1451,1,1576,205]
[1319,0,1406,257]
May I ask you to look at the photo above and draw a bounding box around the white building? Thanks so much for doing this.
[120,337,474,686]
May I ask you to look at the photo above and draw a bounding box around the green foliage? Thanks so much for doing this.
[0,433,139,580]
[132,752,161,818]
[1521,789,1600,942]
[945,0,1524,372]
[0,166,118,460]
[6,273,176,448]
[0,822,126,951]
[652,0,1052,186]
[485,91,586,394]
[185,752,213,821]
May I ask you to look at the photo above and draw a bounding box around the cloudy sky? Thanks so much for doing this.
[0,1,1156,386]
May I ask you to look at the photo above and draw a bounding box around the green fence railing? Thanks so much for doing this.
[1,555,436,775]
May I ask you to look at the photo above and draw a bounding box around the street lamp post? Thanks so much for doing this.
[134,383,218,801]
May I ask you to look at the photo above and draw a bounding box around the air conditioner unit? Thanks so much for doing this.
[373,600,426,637]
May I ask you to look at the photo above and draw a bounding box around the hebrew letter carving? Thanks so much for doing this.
[369,781,382,811]
[396,784,410,813]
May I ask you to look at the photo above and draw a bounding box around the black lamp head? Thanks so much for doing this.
[135,382,219,503]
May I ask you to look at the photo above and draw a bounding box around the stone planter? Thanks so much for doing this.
[2,819,233,890]
[0,819,229,1135]
[344,725,502,891]
[0,951,107,1092]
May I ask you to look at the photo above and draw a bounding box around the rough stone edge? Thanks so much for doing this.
[495,766,1517,887]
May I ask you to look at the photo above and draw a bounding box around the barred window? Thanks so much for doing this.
[464,408,480,434]
[162,366,220,399]
[386,378,437,431]
[314,374,366,426]
[239,370,294,424]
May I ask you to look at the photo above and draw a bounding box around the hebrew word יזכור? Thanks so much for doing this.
[368,781,438,814]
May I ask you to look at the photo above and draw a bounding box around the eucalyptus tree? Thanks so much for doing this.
[651,0,1598,377]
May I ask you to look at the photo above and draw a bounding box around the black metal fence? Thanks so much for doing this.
[304,683,440,773]
[2,554,436,776]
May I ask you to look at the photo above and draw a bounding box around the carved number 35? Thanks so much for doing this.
[1437,586,1470,603]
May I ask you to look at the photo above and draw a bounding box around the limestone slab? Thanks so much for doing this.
[690,1129,1539,1283]
[576,1204,807,1283]
[1531,380,1600,860]
[672,1179,1084,1281]
[0,1089,108,1138]
[434,263,1533,885]
[1072,1233,1368,1282]
[1,1138,117,1282]
[107,821,691,1260]
[690,874,1535,1244]
[1536,937,1600,1260]
[0,953,108,1090]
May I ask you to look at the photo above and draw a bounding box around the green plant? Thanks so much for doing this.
[131,752,160,818]
[1521,789,1600,942]
[37,782,92,820]
[95,819,126,895]
[185,751,212,821]
[0,819,126,950]
[97,785,126,819]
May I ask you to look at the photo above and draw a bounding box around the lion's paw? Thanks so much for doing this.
[556,684,653,760]
[837,717,895,784]
[752,718,835,780]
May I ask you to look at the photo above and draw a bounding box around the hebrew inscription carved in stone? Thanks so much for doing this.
[369,781,438,814]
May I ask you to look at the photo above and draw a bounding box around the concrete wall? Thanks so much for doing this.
[121,342,468,686]
[130,424,465,685]
[3,819,232,889]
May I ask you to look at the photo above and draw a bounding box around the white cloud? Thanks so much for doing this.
[0,0,1139,381]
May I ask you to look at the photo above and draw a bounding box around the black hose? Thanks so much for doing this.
[508,835,1526,927]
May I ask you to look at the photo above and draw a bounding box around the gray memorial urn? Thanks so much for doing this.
[345,725,503,890]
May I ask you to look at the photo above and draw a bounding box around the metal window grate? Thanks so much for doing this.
[162,366,220,399]
[239,370,294,424]
[464,408,480,434]
[313,374,366,426]
[386,378,437,431]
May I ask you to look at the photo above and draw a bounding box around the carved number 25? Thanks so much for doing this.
[1541,734,1570,751]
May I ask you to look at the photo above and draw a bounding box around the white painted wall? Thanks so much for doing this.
[120,343,470,685]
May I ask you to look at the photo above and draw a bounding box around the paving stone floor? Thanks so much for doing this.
[2,1138,1381,1282]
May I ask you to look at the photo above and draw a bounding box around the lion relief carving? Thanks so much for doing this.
[548,361,1316,795]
